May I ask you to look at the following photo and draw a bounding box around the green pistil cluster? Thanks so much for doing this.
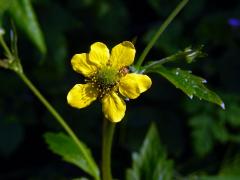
[88,66,120,98]
[97,66,119,86]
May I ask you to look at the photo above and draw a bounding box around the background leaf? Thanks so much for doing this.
[219,154,240,176]
[126,123,173,180]
[0,0,13,16]
[195,176,240,180]
[188,154,240,180]
[189,114,214,156]
[186,94,240,156]
[149,65,224,109]
[8,0,46,54]
[0,116,24,157]
[44,132,99,179]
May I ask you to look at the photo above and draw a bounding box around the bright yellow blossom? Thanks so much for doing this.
[67,41,152,122]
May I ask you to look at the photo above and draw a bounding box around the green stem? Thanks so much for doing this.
[102,119,116,180]
[135,0,189,69]
[142,51,184,72]
[143,56,175,72]
[0,36,13,59]
[17,72,100,180]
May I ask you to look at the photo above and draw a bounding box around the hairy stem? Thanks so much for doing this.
[0,36,13,59]
[135,0,189,69]
[102,119,116,180]
[17,72,100,180]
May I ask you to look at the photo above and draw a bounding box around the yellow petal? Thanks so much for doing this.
[67,84,97,109]
[71,53,97,77]
[89,42,110,68]
[119,73,152,99]
[102,92,126,123]
[110,41,136,69]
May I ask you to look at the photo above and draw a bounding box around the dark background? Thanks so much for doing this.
[0,0,240,179]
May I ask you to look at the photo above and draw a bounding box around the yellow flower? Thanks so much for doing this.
[67,41,152,123]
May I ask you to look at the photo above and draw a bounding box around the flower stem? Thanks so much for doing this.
[145,56,176,73]
[17,72,100,180]
[102,118,116,180]
[0,36,13,59]
[135,0,189,69]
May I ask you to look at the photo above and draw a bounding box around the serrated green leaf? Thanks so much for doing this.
[8,0,46,54]
[126,123,173,180]
[44,132,99,179]
[150,65,224,109]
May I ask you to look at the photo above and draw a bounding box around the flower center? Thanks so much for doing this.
[96,66,119,86]
[87,66,129,98]
[87,66,120,98]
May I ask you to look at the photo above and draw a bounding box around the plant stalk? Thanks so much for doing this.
[17,72,100,180]
[102,118,116,180]
[135,0,189,69]
[0,36,13,59]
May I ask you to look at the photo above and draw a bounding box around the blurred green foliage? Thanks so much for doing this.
[44,132,99,179]
[0,0,240,179]
[0,0,46,54]
[186,94,240,156]
[126,124,173,180]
